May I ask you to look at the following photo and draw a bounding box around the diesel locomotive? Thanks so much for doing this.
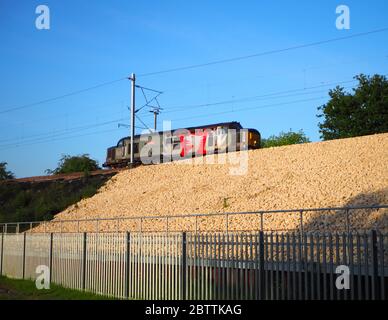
[103,121,260,168]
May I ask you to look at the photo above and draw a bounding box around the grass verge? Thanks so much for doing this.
[0,276,111,300]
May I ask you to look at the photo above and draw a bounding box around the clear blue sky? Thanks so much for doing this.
[0,0,387,177]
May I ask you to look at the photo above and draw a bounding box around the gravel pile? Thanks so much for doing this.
[36,133,388,233]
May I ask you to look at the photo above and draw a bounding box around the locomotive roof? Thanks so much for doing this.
[177,121,242,131]
[117,121,243,144]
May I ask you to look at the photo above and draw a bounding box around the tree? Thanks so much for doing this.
[317,74,388,140]
[46,154,100,175]
[261,130,310,148]
[0,162,15,180]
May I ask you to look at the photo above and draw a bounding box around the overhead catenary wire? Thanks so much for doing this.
[136,73,388,123]
[0,128,122,151]
[0,117,128,147]
[1,27,387,155]
[0,95,328,150]
[1,27,387,115]
[136,78,362,118]
[135,114,153,133]
[2,74,383,146]
[4,70,380,138]
[135,86,163,114]
[165,96,328,123]
[160,93,388,123]
[152,53,388,95]
[3,90,388,150]
[0,85,162,146]
[0,77,127,115]
[118,123,148,130]
[0,99,129,135]
[0,91,321,147]
[0,116,128,144]
[137,27,388,77]
[138,72,388,118]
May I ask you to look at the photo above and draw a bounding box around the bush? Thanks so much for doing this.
[261,130,310,148]
[0,162,14,180]
[46,154,100,175]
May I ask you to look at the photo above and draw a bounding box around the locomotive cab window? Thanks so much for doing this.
[117,139,125,147]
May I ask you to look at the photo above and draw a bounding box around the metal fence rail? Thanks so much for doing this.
[0,205,387,234]
[0,230,386,300]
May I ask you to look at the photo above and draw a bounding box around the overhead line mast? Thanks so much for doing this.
[129,73,136,165]
[128,73,163,164]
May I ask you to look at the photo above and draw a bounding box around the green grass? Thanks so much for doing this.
[0,276,111,300]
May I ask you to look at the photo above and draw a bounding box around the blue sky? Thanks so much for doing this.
[0,0,387,177]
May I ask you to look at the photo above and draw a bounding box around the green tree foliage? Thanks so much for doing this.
[0,162,14,180]
[46,154,100,175]
[261,130,310,148]
[0,176,111,223]
[317,74,388,140]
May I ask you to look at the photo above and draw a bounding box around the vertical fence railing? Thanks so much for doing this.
[1,233,24,278]
[0,230,386,300]
[183,231,387,300]
[0,231,4,276]
[24,233,50,280]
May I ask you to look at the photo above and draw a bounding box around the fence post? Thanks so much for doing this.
[22,232,26,279]
[258,231,265,300]
[49,233,53,284]
[299,210,304,235]
[181,232,187,300]
[345,209,350,234]
[0,231,4,276]
[82,232,87,291]
[260,212,264,232]
[125,232,131,299]
[370,230,379,300]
